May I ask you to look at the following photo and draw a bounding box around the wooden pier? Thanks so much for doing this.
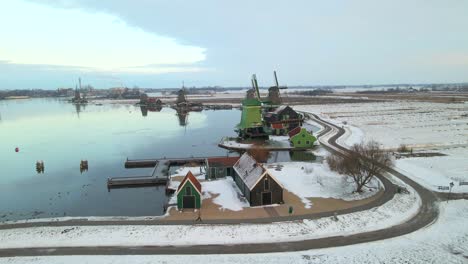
[108,157,219,189]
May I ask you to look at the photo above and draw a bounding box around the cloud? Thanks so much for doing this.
[0,1,207,74]
[7,0,468,87]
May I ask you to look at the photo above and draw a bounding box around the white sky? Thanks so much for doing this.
[1,0,468,89]
[0,1,205,72]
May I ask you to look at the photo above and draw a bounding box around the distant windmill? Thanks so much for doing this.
[176,81,188,105]
[268,71,287,105]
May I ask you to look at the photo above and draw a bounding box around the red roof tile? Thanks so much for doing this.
[288,126,301,138]
[207,156,240,167]
[177,171,202,194]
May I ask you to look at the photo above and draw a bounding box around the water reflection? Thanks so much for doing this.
[267,150,320,163]
[140,105,166,117]
[74,103,86,117]
[176,109,188,127]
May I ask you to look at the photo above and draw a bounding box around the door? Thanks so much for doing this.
[262,192,272,205]
[183,195,195,208]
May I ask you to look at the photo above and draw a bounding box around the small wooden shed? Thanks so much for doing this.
[205,156,240,180]
[176,171,202,209]
[232,153,284,206]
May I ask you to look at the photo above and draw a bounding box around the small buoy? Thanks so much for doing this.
[15,147,19,152]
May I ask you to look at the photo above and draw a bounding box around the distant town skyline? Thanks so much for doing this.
[1,0,468,89]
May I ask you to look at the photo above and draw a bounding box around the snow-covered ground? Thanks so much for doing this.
[202,178,249,211]
[395,147,468,193]
[337,124,365,147]
[221,138,292,149]
[3,200,466,264]
[0,181,419,249]
[171,166,206,177]
[295,101,468,149]
[266,162,380,208]
[296,102,468,195]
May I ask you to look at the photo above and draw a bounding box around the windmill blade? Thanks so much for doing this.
[273,71,279,87]
[252,74,261,100]
[273,71,287,89]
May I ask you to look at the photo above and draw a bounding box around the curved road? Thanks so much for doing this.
[0,114,440,257]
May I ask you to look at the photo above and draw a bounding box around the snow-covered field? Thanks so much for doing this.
[395,147,468,193]
[3,200,466,264]
[296,102,468,195]
[295,101,468,149]
[267,162,380,208]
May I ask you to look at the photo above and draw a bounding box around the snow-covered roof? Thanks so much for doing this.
[233,153,266,190]
[273,105,289,114]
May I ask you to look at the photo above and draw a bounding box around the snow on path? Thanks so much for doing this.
[4,200,466,264]
[0,184,419,249]
[202,178,249,211]
[337,125,364,147]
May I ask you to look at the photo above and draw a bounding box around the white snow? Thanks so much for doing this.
[222,140,254,149]
[4,200,466,264]
[0,177,418,251]
[171,166,205,177]
[337,125,365,147]
[267,162,381,208]
[295,101,468,149]
[395,147,468,193]
[202,178,249,211]
[269,135,290,141]
[295,102,468,195]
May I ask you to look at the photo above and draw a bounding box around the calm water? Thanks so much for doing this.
[0,98,239,221]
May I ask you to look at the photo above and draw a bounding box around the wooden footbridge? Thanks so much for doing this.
[107,157,210,188]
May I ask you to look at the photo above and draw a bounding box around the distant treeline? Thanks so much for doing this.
[288,89,333,96]
[0,89,61,99]
[356,85,468,94]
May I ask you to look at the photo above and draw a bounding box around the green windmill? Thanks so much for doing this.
[236,72,289,138]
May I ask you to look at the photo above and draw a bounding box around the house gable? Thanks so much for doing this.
[290,128,317,148]
[250,169,284,191]
[177,171,202,196]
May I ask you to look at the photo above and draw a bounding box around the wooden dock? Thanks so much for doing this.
[108,160,169,188]
[108,157,219,189]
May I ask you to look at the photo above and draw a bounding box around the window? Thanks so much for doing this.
[302,134,305,137]
[297,140,301,145]
[306,140,310,145]
[185,186,192,195]
[264,178,270,190]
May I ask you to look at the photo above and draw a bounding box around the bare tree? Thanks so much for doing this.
[326,140,393,193]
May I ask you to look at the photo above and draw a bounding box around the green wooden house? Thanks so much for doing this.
[176,171,202,209]
[288,127,317,148]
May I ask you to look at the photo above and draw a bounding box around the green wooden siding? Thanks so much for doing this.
[177,180,201,209]
[238,105,263,130]
[290,128,316,148]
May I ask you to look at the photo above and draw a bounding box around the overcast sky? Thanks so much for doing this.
[1,0,468,89]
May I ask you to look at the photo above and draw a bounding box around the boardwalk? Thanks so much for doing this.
[108,157,222,188]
